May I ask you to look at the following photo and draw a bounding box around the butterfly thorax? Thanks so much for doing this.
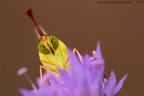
[38,35,69,73]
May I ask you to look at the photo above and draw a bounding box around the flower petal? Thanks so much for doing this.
[102,71,116,96]
[90,60,104,96]
[95,41,105,65]
[19,88,37,96]
[113,73,128,95]
[68,49,84,86]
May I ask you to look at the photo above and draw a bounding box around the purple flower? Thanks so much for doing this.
[18,42,128,96]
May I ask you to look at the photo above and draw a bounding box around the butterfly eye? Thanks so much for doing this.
[50,36,59,50]
[38,43,50,54]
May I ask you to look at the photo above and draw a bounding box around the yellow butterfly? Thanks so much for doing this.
[25,8,83,78]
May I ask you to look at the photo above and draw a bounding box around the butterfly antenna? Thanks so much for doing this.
[25,7,45,37]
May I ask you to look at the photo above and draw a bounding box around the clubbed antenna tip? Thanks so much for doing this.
[25,7,32,17]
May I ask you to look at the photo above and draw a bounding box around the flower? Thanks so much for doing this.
[18,41,128,96]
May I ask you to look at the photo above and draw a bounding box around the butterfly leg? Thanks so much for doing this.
[40,65,48,79]
[63,57,70,69]
[73,48,83,63]
[40,65,52,85]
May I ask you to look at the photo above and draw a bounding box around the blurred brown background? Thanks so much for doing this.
[0,0,144,96]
